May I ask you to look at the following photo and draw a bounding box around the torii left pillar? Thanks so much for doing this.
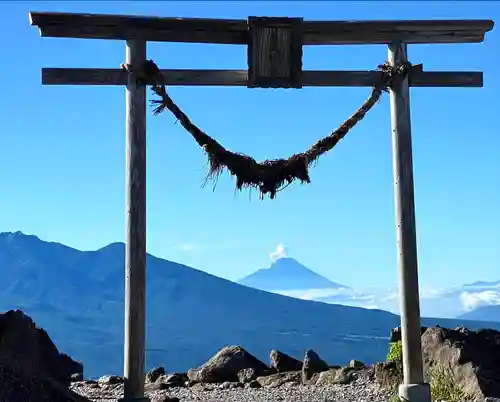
[120,39,149,402]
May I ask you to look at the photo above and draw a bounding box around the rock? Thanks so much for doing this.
[70,373,83,382]
[187,345,269,383]
[218,381,244,390]
[349,359,365,369]
[422,326,500,400]
[311,367,355,386]
[257,371,302,388]
[144,382,167,391]
[0,310,83,386]
[189,383,215,392]
[151,396,180,402]
[98,375,124,386]
[157,373,188,388]
[0,365,91,402]
[373,360,403,392]
[145,366,166,383]
[302,349,329,383]
[237,368,258,383]
[269,349,303,373]
[390,325,428,342]
[246,379,262,389]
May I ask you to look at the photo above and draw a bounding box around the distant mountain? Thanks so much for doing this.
[1,231,500,380]
[458,305,500,322]
[238,257,347,291]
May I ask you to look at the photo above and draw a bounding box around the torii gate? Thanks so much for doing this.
[29,12,493,402]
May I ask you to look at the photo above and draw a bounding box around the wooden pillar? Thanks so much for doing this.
[122,39,149,402]
[388,42,431,402]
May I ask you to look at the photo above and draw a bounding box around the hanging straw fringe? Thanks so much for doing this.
[124,60,410,199]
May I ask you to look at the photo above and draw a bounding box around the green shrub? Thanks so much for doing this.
[426,362,473,402]
[387,340,403,362]
[385,341,472,402]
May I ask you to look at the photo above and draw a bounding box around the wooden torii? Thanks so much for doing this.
[29,12,494,402]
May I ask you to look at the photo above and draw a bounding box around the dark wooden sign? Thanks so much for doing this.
[247,17,303,88]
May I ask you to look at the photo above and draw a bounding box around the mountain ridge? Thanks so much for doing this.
[2,231,500,379]
[458,305,500,322]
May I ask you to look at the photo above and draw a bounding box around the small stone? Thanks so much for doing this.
[151,396,180,402]
[98,374,124,385]
[220,381,243,389]
[349,359,365,369]
[70,372,84,382]
[246,379,262,389]
[257,371,302,388]
[237,368,258,383]
[146,366,166,383]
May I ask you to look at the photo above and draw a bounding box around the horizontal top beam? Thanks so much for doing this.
[29,12,494,44]
[41,67,484,88]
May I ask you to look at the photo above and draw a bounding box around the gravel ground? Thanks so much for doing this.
[70,376,394,402]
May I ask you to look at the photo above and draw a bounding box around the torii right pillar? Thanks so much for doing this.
[388,41,431,402]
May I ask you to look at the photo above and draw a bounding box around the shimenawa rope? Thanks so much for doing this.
[121,60,411,199]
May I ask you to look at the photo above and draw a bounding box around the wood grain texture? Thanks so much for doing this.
[41,67,484,87]
[123,39,148,402]
[388,42,425,386]
[29,12,248,44]
[29,12,494,44]
[302,19,494,44]
[247,17,302,88]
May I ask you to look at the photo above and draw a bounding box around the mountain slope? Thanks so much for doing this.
[238,257,346,291]
[1,231,500,379]
[458,305,500,322]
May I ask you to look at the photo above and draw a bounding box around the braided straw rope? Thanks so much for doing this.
[124,61,410,199]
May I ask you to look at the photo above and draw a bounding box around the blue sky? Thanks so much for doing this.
[1,1,499,289]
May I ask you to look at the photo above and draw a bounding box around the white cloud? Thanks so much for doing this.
[270,243,288,262]
[275,287,400,313]
[459,290,500,311]
[274,285,500,318]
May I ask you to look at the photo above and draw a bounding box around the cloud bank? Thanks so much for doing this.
[460,290,500,311]
[275,282,500,319]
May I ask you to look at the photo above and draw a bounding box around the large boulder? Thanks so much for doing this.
[422,326,500,400]
[269,350,302,372]
[302,349,329,383]
[187,345,270,383]
[310,367,356,386]
[0,310,83,385]
[147,373,188,390]
[390,325,428,343]
[0,365,90,402]
[257,371,302,388]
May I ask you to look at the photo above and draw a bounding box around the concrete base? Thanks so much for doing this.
[117,398,150,402]
[398,383,432,402]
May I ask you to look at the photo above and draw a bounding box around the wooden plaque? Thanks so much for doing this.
[247,17,303,89]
